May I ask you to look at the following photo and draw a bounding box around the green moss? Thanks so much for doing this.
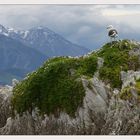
[135,79,140,100]
[98,40,139,88]
[99,66,122,88]
[120,80,140,101]
[12,55,98,117]
[11,39,140,116]
[120,86,133,100]
[87,81,93,90]
[128,56,140,71]
[76,54,98,77]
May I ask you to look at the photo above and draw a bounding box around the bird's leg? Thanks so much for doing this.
[110,37,112,47]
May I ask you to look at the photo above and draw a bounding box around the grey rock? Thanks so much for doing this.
[0,86,12,128]
[121,70,140,88]
[0,75,140,135]
[0,77,109,135]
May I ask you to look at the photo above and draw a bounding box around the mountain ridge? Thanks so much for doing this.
[0,34,48,85]
[0,24,89,85]
[0,24,90,57]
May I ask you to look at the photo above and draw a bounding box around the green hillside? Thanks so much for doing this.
[12,40,140,117]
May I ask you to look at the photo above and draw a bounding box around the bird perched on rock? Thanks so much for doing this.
[107,25,118,43]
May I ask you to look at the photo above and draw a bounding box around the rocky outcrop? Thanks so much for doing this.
[1,40,140,135]
[121,70,140,88]
[0,70,140,135]
[0,86,12,128]
[101,97,140,135]
[0,76,111,135]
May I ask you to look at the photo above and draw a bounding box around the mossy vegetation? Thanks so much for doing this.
[120,79,140,101]
[120,86,133,100]
[12,39,140,116]
[98,40,140,88]
[135,79,140,101]
[12,54,98,117]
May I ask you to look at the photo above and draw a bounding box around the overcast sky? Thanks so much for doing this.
[0,5,140,50]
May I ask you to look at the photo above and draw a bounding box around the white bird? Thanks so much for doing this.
[107,25,118,43]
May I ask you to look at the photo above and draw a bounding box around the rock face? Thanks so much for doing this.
[0,86,12,128]
[102,98,140,135]
[0,77,111,135]
[1,40,140,135]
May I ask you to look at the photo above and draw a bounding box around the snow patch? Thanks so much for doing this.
[23,30,29,39]
[37,26,43,30]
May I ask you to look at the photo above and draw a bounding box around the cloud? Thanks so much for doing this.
[102,9,140,16]
[0,5,139,50]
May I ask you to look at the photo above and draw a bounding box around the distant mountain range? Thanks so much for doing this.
[0,25,89,57]
[0,24,90,85]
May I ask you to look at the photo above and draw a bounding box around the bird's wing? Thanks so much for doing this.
[108,29,118,36]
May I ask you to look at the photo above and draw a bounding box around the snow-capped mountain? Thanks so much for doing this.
[0,34,47,71]
[0,24,90,57]
[0,33,47,85]
[0,24,89,85]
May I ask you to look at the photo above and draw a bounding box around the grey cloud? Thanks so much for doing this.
[0,5,139,50]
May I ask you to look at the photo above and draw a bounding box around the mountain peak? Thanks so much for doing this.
[0,24,89,57]
[29,26,56,36]
[0,24,5,28]
[0,24,9,36]
[0,24,89,85]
